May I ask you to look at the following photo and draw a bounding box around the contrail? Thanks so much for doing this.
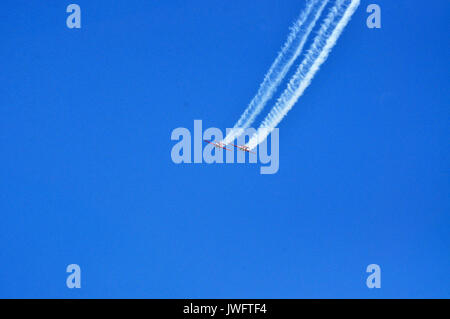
[223,0,329,144]
[246,0,360,149]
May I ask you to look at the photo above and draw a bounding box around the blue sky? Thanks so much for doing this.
[0,0,449,298]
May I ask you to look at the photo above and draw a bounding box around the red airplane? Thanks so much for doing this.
[231,143,256,154]
[204,140,231,151]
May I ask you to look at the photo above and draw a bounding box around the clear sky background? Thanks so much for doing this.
[0,0,448,298]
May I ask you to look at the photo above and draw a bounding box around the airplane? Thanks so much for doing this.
[203,140,232,151]
[231,143,256,154]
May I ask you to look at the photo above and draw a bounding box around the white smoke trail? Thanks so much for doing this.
[223,0,329,144]
[247,0,360,149]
